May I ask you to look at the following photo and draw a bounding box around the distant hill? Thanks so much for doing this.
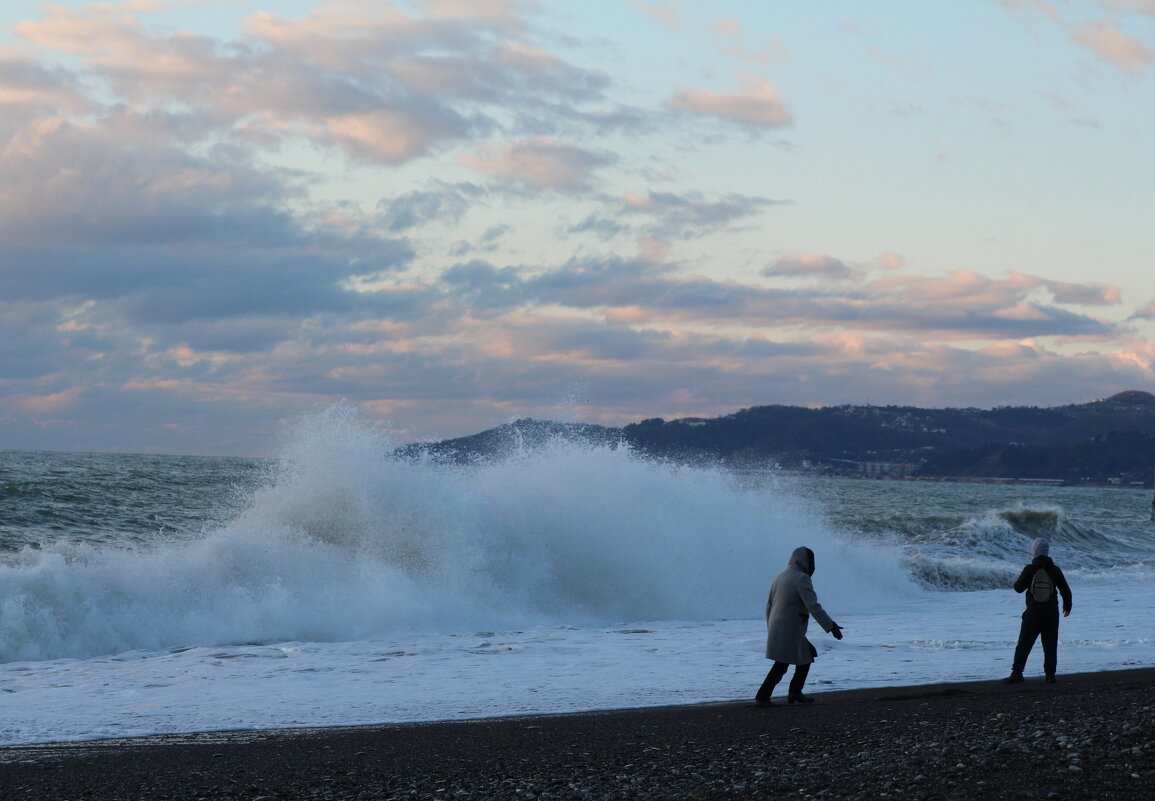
[396,419,620,462]
[401,391,1155,486]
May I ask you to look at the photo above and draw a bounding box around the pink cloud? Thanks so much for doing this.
[633,1,682,30]
[434,254,1120,342]
[980,339,1044,359]
[11,2,595,169]
[1098,0,1155,18]
[877,251,906,271]
[243,7,428,72]
[0,50,88,113]
[996,1,1063,24]
[667,76,792,127]
[869,270,1120,310]
[14,4,142,56]
[460,138,611,190]
[1024,273,1121,306]
[322,109,462,164]
[711,17,742,38]
[868,270,1001,303]
[1071,21,1154,73]
[16,387,83,415]
[421,0,537,28]
[1131,299,1155,319]
[993,303,1055,322]
[14,4,235,100]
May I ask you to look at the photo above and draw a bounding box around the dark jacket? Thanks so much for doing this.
[1013,555,1072,614]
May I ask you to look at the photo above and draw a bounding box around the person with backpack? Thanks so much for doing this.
[1004,537,1073,684]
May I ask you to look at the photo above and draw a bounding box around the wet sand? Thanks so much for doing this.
[1,666,1152,800]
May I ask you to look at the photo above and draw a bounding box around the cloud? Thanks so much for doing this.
[1099,1,1155,17]
[460,137,614,190]
[440,259,529,311]
[1,1,1152,456]
[448,224,513,256]
[711,17,742,38]
[0,100,415,347]
[0,111,291,247]
[1071,21,1154,73]
[667,76,793,127]
[1,246,1145,455]
[376,182,485,232]
[11,1,620,171]
[566,213,631,241]
[877,251,906,271]
[0,235,413,331]
[1028,273,1120,306]
[319,106,475,164]
[850,271,1121,336]
[708,20,791,67]
[433,254,1122,342]
[621,190,785,237]
[633,1,683,30]
[568,192,783,247]
[764,254,854,281]
[1130,299,1155,319]
[0,49,87,115]
[421,0,538,28]
[1002,4,1155,75]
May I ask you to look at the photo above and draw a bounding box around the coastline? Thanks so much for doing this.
[2,666,1152,800]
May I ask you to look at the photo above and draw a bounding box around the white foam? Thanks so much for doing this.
[0,582,1149,746]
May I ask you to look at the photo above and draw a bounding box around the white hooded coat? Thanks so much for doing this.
[764,546,836,664]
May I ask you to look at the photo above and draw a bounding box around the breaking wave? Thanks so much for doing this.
[902,502,1152,590]
[0,407,914,663]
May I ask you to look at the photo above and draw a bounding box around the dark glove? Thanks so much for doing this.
[831,624,843,640]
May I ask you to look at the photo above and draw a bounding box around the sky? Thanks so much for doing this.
[1,0,1154,456]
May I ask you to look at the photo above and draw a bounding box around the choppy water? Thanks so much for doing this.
[1,406,1152,745]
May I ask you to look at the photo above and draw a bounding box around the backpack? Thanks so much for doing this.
[1030,567,1054,603]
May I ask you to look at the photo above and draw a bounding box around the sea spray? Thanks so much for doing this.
[0,407,916,663]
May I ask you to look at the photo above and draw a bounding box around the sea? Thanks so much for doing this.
[2,407,1153,746]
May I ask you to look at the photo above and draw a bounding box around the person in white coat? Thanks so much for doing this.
[754,546,843,706]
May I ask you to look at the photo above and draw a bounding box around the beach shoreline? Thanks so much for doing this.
[2,666,1151,799]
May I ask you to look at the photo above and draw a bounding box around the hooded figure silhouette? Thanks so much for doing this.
[754,546,842,706]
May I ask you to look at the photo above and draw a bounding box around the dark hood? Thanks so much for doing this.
[789,546,815,576]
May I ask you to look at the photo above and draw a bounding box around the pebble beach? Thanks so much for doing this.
[1,666,1151,800]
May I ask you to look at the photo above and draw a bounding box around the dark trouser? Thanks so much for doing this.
[1012,605,1060,676]
[755,661,811,701]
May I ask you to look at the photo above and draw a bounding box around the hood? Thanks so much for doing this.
[789,546,815,576]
